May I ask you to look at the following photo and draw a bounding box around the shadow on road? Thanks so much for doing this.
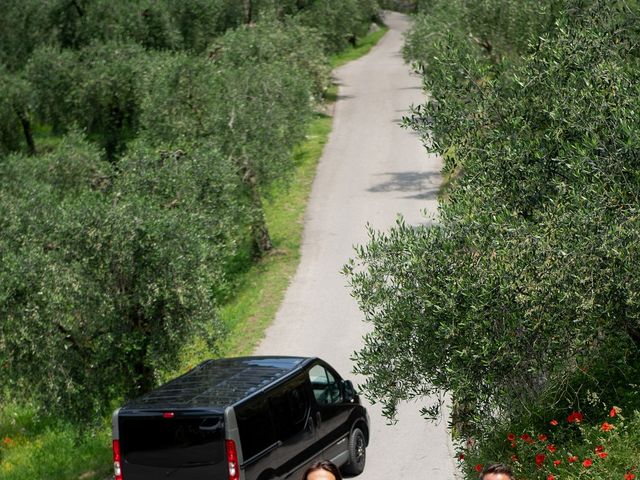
[368,170,440,200]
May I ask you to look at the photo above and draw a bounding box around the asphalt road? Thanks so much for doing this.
[254,11,458,480]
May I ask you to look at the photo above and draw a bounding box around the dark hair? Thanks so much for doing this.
[480,463,514,480]
[302,460,343,480]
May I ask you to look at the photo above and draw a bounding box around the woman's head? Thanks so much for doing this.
[302,460,343,480]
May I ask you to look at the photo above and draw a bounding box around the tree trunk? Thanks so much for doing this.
[243,0,253,24]
[17,111,36,156]
[240,159,273,256]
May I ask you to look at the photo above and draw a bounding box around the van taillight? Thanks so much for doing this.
[225,439,239,480]
[113,439,123,480]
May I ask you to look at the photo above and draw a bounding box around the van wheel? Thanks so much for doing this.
[343,427,366,475]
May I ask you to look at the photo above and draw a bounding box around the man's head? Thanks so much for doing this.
[480,463,514,480]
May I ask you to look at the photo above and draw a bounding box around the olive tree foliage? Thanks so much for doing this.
[0,68,35,155]
[345,0,640,439]
[25,41,147,160]
[0,132,246,420]
[296,0,381,53]
[140,21,324,254]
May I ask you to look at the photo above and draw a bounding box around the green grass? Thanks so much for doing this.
[329,27,389,69]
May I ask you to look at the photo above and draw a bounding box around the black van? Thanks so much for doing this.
[112,356,369,480]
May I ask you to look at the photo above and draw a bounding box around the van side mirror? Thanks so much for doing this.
[343,380,356,403]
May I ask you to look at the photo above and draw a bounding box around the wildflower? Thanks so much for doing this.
[507,433,516,442]
[568,455,579,463]
[458,453,465,461]
[538,434,548,442]
[583,458,593,468]
[511,454,518,462]
[553,460,561,467]
[547,444,556,453]
[601,422,614,432]
[610,406,621,417]
[475,464,483,472]
[547,475,556,480]
[567,411,584,423]
[510,441,517,448]
[535,453,546,467]
[624,473,636,480]
[594,445,604,453]
[521,433,534,444]
[1,436,12,447]
[550,419,559,426]
[597,452,608,459]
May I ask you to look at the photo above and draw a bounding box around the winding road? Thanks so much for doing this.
[255,11,457,480]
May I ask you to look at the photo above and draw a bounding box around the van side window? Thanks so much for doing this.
[308,365,341,405]
[236,398,276,460]
[269,380,309,440]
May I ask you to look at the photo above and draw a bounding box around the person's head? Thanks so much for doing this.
[302,460,343,480]
[480,463,514,480]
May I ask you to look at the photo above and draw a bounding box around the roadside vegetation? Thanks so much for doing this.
[345,0,640,478]
[0,1,387,477]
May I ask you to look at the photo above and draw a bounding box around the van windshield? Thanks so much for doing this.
[119,414,224,469]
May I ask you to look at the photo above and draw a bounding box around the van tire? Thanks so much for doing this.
[342,427,366,475]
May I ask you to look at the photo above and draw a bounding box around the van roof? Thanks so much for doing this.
[120,356,312,411]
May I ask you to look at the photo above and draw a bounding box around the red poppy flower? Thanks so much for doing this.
[550,419,559,426]
[583,458,593,468]
[547,475,555,480]
[625,473,636,480]
[546,444,556,453]
[536,453,546,467]
[538,434,548,442]
[594,445,604,453]
[510,441,517,448]
[568,455,578,463]
[597,452,608,459]
[475,464,483,472]
[511,454,518,462]
[458,453,465,461]
[610,406,618,417]
[567,411,584,423]
[520,433,532,441]
[601,422,614,432]
[553,459,561,467]
[507,433,516,441]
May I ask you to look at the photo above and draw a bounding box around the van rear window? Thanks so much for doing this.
[119,414,224,468]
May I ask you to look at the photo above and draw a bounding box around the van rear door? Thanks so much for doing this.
[117,411,227,480]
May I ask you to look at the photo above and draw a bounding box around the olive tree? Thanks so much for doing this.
[0,132,244,420]
[345,0,640,439]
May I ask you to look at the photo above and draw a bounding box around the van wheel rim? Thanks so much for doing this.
[355,434,365,463]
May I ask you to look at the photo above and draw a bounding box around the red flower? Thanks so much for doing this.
[567,411,584,423]
[568,455,579,463]
[583,458,593,468]
[547,475,556,480]
[507,433,516,441]
[458,453,465,461]
[475,464,483,472]
[510,441,517,448]
[610,406,619,417]
[511,454,519,462]
[594,445,604,453]
[536,453,546,467]
[538,434,548,442]
[547,444,556,453]
[597,452,608,459]
[550,419,559,426]
[601,422,614,432]
[553,459,561,467]
[520,433,535,444]
[625,473,636,480]
[1,436,12,446]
